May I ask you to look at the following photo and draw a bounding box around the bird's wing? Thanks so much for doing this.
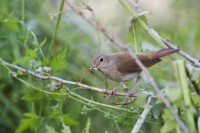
[116,52,161,73]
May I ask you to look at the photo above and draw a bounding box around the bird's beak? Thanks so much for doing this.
[90,65,97,73]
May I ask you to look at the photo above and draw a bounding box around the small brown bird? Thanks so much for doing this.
[90,48,178,83]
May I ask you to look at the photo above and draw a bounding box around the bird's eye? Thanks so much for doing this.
[100,57,103,62]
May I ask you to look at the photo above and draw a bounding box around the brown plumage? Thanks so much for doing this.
[90,48,178,82]
[116,52,161,73]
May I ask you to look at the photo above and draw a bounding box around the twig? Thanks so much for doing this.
[115,78,140,105]
[185,66,200,95]
[68,87,137,114]
[0,59,134,97]
[161,38,200,67]
[49,0,65,54]
[65,1,190,133]
[113,97,136,105]
[131,96,152,133]
[13,75,138,114]
[128,0,142,12]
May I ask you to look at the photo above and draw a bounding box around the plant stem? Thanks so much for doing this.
[49,0,65,55]
[13,75,137,115]
[174,60,196,133]
[21,0,25,26]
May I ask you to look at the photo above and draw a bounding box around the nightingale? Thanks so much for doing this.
[90,48,178,83]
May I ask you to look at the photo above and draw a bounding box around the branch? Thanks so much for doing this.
[0,59,139,114]
[161,38,200,67]
[13,73,137,115]
[131,96,152,133]
[0,59,135,97]
[65,1,190,133]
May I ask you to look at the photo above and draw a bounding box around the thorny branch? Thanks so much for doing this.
[65,1,190,133]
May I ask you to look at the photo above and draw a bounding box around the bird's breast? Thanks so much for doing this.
[99,67,139,82]
[116,72,139,82]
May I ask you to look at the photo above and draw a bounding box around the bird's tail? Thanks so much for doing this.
[150,48,179,59]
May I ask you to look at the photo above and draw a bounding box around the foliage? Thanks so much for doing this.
[15,113,41,133]
[0,0,200,133]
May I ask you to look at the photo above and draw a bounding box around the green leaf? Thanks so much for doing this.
[51,48,67,74]
[15,113,41,133]
[62,115,78,126]
[21,89,44,102]
[61,124,71,133]
[31,31,39,46]
[43,57,51,66]
[49,110,60,118]
[127,26,136,51]
[40,37,47,47]
[14,49,38,64]
[27,49,37,58]
[45,125,58,133]
[82,118,91,133]
[14,56,33,64]
[31,31,46,58]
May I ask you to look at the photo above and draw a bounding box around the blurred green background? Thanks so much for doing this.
[0,0,200,133]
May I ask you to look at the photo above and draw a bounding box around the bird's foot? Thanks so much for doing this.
[113,79,140,105]
[124,91,137,104]
[113,92,137,105]
[106,87,118,101]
